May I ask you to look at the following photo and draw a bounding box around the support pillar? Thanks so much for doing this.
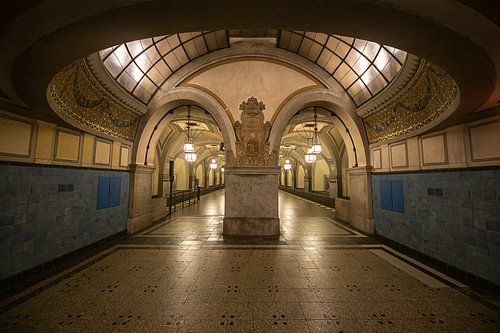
[223,166,280,237]
[127,164,155,234]
[335,166,374,234]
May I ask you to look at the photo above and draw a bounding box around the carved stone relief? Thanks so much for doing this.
[226,97,278,166]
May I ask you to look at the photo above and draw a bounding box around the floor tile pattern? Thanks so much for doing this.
[0,190,498,332]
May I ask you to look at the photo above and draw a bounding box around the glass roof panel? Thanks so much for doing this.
[278,30,407,106]
[99,30,229,103]
[99,29,406,106]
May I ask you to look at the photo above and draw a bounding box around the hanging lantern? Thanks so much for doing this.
[311,144,321,154]
[283,159,292,170]
[311,108,322,154]
[183,142,194,153]
[185,152,197,162]
[184,106,195,153]
[220,167,224,173]
[210,158,217,169]
[305,153,316,163]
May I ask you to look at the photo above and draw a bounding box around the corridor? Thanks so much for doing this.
[0,190,498,332]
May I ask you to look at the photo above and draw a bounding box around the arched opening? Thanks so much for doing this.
[1,4,499,329]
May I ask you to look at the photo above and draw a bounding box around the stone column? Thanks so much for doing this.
[345,166,374,234]
[223,166,280,237]
[128,164,155,234]
[305,164,312,192]
[329,176,338,198]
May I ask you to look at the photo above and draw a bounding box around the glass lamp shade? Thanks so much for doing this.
[183,142,194,153]
[305,153,316,163]
[311,144,322,154]
[220,167,224,173]
[210,158,217,169]
[185,152,197,162]
[283,159,292,170]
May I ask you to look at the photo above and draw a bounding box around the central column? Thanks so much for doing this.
[224,166,280,237]
[223,97,280,237]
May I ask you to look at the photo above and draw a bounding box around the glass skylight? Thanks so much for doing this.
[278,31,407,106]
[99,29,406,106]
[99,31,229,103]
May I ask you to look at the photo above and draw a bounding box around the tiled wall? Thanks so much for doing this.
[372,169,500,285]
[0,164,129,280]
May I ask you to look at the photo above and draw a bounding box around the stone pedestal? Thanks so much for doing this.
[223,166,280,237]
[128,164,155,234]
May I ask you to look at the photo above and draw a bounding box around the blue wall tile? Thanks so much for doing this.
[0,165,129,280]
[373,169,500,285]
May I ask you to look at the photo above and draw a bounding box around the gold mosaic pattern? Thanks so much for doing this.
[364,60,458,144]
[49,59,141,142]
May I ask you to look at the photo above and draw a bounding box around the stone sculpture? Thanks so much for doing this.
[226,97,278,166]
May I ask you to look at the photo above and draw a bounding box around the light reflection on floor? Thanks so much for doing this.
[1,190,498,332]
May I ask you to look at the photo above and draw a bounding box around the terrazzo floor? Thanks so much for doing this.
[0,190,498,332]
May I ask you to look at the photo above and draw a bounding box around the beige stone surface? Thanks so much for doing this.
[128,165,155,234]
[185,59,319,122]
[224,167,280,236]
[345,167,374,235]
[120,146,130,167]
[94,139,111,165]
[55,130,81,162]
[81,133,94,166]
[0,116,32,157]
[446,125,467,167]
[112,142,120,167]
[421,133,447,166]
[389,142,408,169]
[34,121,55,162]
[371,148,382,169]
[469,120,500,161]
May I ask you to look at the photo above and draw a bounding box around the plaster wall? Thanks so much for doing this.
[183,59,319,122]
[297,165,305,189]
[174,158,188,190]
[0,111,130,170]
[370,116,500,172]
[313,159,329,191]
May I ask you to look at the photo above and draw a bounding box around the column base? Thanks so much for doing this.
[127,212,152,234]
[223,217,280,237]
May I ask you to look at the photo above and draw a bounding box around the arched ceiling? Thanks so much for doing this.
[98,29,407,107]
[1,0,498,137]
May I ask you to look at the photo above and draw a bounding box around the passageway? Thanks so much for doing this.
[1,190,498,332]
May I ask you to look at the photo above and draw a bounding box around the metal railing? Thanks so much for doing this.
[167,185,225,214]
[279,186,336,208]
[168,190,199,214]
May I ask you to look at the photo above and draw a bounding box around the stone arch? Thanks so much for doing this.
[269,88,369,168]
[132,86,236,166]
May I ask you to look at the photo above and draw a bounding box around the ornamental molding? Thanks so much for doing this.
[226,97,278,167]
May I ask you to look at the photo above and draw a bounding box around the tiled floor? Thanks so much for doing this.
[1,190,499,332]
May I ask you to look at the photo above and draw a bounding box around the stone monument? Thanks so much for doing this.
[223,97,280,237]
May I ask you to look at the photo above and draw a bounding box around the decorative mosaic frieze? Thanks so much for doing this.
[48,59,141,142]
[363,60,458,144]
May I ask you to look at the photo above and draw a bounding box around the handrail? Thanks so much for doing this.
[279,186,336,208]
[167,184,225,214]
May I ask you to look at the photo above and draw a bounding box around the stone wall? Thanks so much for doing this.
[0,163,129,280]
[372,169,500,285]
